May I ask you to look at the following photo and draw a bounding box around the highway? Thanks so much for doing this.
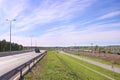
[0,50,45,78]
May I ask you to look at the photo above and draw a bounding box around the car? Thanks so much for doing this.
[35,48,40,53]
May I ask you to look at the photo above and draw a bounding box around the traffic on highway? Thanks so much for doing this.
[0,50,46,80]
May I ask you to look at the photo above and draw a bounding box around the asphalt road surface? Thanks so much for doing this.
[0,50,33,57]
[0,50,45,77]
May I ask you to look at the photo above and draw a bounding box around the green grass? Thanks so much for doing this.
[36,51,81,80]
[62,53,120,80]
[24,51,119,80]
[57,53,109,80]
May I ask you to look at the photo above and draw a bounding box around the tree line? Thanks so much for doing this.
[0,39,23,52]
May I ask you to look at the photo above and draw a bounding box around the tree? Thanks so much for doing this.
[95,45,99,53]
[0,39,23,52]
[1,40,6,51]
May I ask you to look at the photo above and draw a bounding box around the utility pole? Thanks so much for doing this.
[6,19,16,52]
[91,43,93,53]
[35,40,37,48]
[30,35,32,50]
[112,62,114,79]
[31,37,32,49]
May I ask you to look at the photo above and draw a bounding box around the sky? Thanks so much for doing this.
[0,0,120,47]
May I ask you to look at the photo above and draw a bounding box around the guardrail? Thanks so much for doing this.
[0,50,47,80]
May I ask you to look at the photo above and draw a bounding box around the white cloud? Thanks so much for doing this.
[83,22,120,32]
[0,0,120,46]
[34,30,120,46]
[33,23,120,46]
[0,0,28,19]
[1,22,120,46]
[0,0,28,35]
[0,0,4,9]
[0,0,96,38]
[81,11,120,25]
[11,0,96,33]
[97,11,120,20]
[0,35,31,46]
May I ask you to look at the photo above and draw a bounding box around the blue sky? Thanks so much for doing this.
[0,0,120,46]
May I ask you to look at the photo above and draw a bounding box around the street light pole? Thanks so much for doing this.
[6,19,16,52]
[10,21,12,52]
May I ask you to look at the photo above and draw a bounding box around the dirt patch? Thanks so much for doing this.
[63,50,120,64]
[24,55,47,80]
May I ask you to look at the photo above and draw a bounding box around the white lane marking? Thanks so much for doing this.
[0,52,42,76]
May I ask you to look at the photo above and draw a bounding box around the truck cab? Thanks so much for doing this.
[35,48,40,53]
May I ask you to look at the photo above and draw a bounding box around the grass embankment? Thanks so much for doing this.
[25,51,81,80]
[24,51,120,80]
[62,53,120,80]
[76,55,120,68]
